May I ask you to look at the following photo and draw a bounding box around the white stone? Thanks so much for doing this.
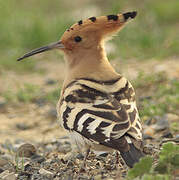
[39,168,54,178]
[0,170,16,180]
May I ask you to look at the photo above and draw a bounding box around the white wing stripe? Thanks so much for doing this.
[87,119,102,134]
[77,114,90,132]
[101,123,114,138]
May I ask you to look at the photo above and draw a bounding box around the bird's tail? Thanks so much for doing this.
[120,143,144,168]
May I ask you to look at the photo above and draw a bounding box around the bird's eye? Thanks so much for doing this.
[74,36,82,42]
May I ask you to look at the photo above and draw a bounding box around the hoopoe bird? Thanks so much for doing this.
[18,11,144,168]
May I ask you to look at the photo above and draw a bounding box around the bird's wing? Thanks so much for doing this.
[60,77,142,152]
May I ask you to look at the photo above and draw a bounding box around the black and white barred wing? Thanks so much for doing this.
[59,77,142,151]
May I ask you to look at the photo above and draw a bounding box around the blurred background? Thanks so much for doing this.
[0,0,179,142]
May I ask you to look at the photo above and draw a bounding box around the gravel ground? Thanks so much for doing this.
[0,114,178,180]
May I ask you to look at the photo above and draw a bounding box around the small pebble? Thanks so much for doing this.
[0,170,16,180]
[31,154,45,163]
[99,152,108,157]
[58,144,71,153]
[0,168,3,173]
[67,160,74,167]
[143,144,156,155]
[47,108,57,119]
[175,134,179,139]
[0,158,9,167]
[17,143,36,158]
[45,144,55,153]
[16,123,32,131]
[95,161,101,167]
[105,164,112,170]
[14,139,26,145]
[24,163,32,171]
[45,79,56,85]
[0,100,6,112]
[76,153,84,160]
[94,174,102,180]
[143,134,153,140]
[17,171,31,180]
[58,152,74,162]
[0,156,14,172]
[34,98,46,107]
[54,177,61,180]
[154,115,169,131]
[144,118,153,125]
[162,131,173,138]
[39,168,54,178]
[59,136,69,140]
[0,155,13,162]
[143,126,155,137]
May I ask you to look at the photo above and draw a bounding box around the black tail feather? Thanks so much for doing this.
[120,144,144,168]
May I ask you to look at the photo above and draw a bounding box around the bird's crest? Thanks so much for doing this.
[62,11,137,41]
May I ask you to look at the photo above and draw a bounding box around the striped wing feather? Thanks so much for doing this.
[60,77,142,152]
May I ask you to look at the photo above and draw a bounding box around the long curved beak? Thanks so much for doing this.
[17,41,64,61]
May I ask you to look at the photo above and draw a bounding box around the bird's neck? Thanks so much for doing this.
[63,45,120,88]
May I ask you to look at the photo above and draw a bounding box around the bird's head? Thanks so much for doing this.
[17,11,137,65]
